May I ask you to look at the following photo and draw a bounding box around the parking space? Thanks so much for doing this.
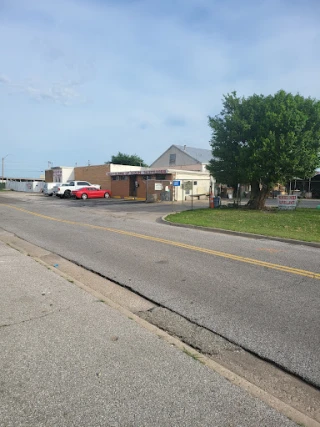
[46,196,210,218]
[1,192,318,218]
[0,192,211,222]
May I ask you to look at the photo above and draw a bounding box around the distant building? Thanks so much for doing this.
[74,164,144,191]
[45,164,146,190]
[45,166,75,183]
[43,146,215,200]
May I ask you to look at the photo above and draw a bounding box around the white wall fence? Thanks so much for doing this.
[6,180,45,193]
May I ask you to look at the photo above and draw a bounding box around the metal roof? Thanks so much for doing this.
[174,145,212,164]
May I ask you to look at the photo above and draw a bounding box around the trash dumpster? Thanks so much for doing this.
[209,196,221,208]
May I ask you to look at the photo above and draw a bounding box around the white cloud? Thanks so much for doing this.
[1,0,320,174]
[0,75,11,84]
[0,74,85,105]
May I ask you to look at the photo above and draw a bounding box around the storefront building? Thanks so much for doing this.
[109,169,213,201]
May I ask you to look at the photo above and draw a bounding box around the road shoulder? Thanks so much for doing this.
[1,231,319,426]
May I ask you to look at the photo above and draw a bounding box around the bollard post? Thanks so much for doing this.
[209,193,214,209]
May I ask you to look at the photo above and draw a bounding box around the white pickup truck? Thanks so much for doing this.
[54,181,101,198]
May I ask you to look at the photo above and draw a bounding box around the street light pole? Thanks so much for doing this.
[2,154,10,184]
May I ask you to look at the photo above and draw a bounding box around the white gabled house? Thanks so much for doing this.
[149,144,215,199]
[150,144,212,172]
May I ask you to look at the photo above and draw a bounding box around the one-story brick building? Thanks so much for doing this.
[109,168,213,201]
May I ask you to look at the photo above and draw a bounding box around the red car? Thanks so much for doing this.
[72,187,112,200]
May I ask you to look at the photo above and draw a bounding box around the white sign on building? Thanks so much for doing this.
[155,183,163,191]
[278,195,298,210]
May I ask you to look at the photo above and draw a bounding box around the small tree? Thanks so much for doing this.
[106,152,148,167]
[207,91,320,209]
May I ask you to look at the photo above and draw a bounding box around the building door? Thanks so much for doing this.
[129,176,137,197]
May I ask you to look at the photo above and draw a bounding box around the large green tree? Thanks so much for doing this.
[207,91,320,209]
[106,152,148,167]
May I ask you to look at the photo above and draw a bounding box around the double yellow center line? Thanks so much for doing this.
[3,204,320,280]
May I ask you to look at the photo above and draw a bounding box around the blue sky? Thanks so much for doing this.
[1,0,320,177]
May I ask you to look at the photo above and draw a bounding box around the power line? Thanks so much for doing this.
[5,168,44,172]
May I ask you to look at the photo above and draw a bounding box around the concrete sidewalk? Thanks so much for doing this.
[0,241,298,427]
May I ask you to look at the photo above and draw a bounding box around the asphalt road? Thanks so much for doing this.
[1,192,319,388]
[0,241,299,427]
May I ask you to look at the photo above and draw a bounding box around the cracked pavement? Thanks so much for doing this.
[0,240,300,427]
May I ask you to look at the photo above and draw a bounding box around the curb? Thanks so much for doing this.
[1,234,319,427]
[160,216,320,249]
[123,197,146,201]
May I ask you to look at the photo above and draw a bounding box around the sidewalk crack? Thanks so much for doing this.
[0,309,61,329]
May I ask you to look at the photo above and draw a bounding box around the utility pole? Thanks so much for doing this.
[2,154,10,184]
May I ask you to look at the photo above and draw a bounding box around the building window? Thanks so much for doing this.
[120,176,128,180]
[194,181,197,186]
[156,174,166,180]
[112,176,119,181]
[169,154,176,165]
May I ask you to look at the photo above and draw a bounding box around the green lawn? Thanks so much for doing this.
[166,207,320,242]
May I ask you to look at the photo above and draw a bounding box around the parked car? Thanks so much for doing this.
[53,183,72,198]
[72,187,111,200]
[43,182,60,196]
[54,181,100,198]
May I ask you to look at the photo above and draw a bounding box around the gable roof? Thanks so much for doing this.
[174,145,212,164]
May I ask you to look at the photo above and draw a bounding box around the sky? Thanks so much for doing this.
[1,0,320,178]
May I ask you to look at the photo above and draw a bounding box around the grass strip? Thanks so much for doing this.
[166,207,320,242]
